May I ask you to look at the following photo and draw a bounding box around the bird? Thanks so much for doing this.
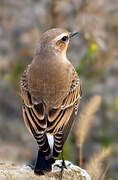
[20,28,82,175]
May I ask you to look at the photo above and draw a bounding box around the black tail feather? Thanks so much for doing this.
[34,149,55,175]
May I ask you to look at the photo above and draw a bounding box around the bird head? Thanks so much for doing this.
[37,28,79,56]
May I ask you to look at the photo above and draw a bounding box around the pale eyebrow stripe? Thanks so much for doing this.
[54,33,68,41]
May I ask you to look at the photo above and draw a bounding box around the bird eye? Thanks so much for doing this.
[61,36,68,42]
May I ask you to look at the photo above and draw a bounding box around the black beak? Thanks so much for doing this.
[70,31,79,38]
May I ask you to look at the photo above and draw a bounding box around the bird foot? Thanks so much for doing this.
[54,160,71,172]
[61,159,67,174]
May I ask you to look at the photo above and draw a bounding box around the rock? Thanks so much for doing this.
[0,160,91,180]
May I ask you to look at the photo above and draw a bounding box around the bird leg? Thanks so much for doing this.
[61,149,67,173]
[54,149,67,174]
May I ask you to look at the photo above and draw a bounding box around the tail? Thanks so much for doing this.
[34,148,55,175]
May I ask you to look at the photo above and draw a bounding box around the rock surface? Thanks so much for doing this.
[0,160,91,180]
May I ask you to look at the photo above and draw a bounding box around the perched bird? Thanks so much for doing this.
[20,28,82,175]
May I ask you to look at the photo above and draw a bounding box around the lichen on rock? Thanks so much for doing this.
[0,160,91,180]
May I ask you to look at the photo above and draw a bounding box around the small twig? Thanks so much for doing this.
[100,164,110,180]
[79,144,83,168]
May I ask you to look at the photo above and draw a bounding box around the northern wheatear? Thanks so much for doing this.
[20,28,82,175]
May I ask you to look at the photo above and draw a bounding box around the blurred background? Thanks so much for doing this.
[0,0,118,179]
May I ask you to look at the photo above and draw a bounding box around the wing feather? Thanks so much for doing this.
[47,70,81,159]
[23,104,50,155]
[32,104,44,120]
[47,70,81,135]
[22,105,32,134]
[20,68,50,156]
